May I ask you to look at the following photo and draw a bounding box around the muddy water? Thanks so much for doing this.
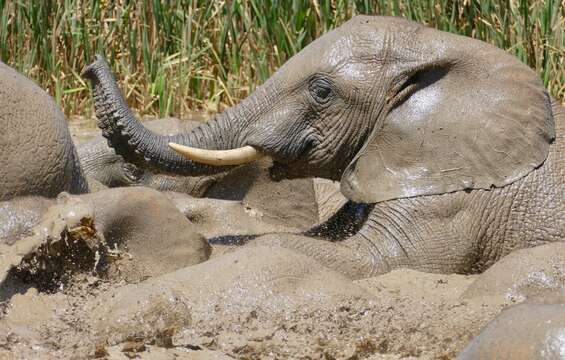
[0,117,564,359]
[68,116,100,144]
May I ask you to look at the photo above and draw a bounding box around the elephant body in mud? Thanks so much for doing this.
[84,16,563,279]
[0,61,87,200]
[458,303,565,359]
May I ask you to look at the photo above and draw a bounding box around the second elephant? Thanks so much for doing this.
[0,61,87,200]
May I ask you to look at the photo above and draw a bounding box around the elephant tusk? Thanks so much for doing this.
[168,143,264,166]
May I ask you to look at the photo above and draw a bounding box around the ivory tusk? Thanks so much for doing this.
[168,143,264,166]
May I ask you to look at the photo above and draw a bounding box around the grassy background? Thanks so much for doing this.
[0,0,563,118]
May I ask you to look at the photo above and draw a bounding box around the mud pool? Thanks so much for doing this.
[0,117,564,359]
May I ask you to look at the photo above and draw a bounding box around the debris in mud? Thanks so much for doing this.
[90,290,193,347]
[354,338,379,357]
[153,326,177,348]
[121,337,147,357]
[94,343,109,358]
[0,193,110,292]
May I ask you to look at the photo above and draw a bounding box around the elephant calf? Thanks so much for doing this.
[83,16,563,279]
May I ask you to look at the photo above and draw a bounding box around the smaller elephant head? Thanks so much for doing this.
[83,16,554,205]
[77,117,220,196]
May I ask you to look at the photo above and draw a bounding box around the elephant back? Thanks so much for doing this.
[0,61,87,200]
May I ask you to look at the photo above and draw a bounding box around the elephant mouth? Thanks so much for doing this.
[268,159,314,182]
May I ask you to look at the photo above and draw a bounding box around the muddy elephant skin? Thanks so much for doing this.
[0,61,87,200]
[0,187,211,285]
[83,16,563,279]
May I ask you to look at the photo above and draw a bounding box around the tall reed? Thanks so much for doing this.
[0,0,562,118]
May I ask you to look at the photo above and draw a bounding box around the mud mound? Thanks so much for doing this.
[1,246,519,359]
[1,199,563,359]
[458,303,565,359]
[463,242,565,301]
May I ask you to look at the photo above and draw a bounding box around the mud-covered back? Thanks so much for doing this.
[0,61,86,199]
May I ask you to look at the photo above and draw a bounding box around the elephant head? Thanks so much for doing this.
[83,16,554,204]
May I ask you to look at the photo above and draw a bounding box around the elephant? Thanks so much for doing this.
[457,242,565,359]
[77,117,219,195]
[0,61,88,200]
[462,242,565,301]
[82,16,563,279]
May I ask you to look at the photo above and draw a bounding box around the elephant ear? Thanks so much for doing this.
[341,40,554,204]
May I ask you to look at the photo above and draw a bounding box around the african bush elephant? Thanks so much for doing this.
[458,303,565,359]
[0,61,88,200]
[83,16,563,279]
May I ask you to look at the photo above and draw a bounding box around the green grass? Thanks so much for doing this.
[0,0,563,118]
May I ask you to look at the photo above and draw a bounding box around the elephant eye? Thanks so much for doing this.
[309,78,332,104]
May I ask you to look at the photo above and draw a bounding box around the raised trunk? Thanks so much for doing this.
[82,55,246,176]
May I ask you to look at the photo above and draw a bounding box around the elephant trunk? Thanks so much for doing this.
[81,55,251,176]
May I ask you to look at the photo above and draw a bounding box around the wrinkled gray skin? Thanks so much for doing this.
[0,61,87,200]
[83,16,563,279]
